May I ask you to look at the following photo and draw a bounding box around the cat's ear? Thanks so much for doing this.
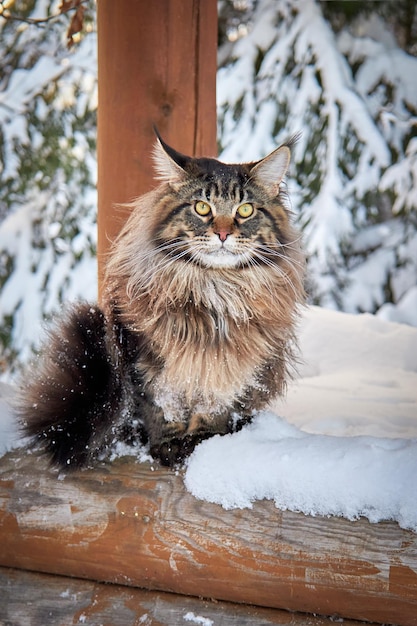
[249,143,292,197]
[152,130,191,183]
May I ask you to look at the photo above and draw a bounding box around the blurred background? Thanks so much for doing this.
[1,0,416,379]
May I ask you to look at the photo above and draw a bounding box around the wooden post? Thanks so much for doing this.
[96,0,218,294]
[0,450,416,626]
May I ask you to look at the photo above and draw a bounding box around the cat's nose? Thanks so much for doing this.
[213,216,234,242]
[217,230,230,242]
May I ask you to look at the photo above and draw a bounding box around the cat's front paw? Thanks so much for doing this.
[151,434,202,467]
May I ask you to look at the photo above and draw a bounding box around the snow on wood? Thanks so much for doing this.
[2,305,416,529]
[0,306,416,622]
[183,305,417,530]
[185,411,417,529]
[0,450,416,626]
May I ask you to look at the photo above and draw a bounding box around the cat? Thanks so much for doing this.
[18,132,305,469]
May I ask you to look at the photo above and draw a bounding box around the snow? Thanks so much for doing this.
[217,0,417,323]
[183,612,213,626]
[1,0,416,531]
[272,306,417,439]
[1,306,416,532]
[183,306,417,531]
[0,195,97,371]
[0,383,20,453]
[378,286,417,327]
[0,11,98,377]
[185,413,417,528]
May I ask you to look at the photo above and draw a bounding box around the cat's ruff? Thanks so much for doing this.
[18,133,306,468]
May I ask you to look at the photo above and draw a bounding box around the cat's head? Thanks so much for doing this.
[149,133,299,271]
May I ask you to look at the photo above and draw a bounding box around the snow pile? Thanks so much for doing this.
[1,306,416,531]
[185,412,417,530]
[273,306,417,440]
[184,306,417,531]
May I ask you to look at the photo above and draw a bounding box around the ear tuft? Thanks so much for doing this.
[250,144,292,196]
[152,128,192,183]
[152,138,187,183]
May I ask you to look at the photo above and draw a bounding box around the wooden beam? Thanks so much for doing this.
[0,567,376,626]
[0,449,416,625]
[96,0,218,292]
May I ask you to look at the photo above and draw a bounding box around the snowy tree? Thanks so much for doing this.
[218,0,417,323]
[1,0,417,379]
[0,0,97,376]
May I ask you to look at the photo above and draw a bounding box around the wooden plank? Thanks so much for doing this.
[0,567,377,626]
[0,450,416,625]
[96,0,217,288]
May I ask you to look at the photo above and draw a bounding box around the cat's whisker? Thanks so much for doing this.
[254,243,305,270]
[138,248,191,281]
[246,260,276,298]
[261,235,303,249]
[125,245,194,299]
[139,240,189,266]
[250,251,301,300]
[257,251,301,284]
[131,240,187,266]
[20,133,305,471]
[109,244,183,284]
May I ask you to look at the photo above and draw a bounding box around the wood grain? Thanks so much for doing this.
[0,449,416,625]
[0,566,376,626]
[96,0,218,289]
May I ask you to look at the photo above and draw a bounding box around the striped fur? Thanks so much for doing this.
[19,136,305,468]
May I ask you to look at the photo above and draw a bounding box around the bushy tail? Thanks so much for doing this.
[18,303,125,469]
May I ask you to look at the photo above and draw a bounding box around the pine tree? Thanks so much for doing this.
[0,0,97,376]
[218,0,417,323]
[1,0,417,378]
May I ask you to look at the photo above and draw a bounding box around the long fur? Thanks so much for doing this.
[19,137,306,468]
[18,305,123,467]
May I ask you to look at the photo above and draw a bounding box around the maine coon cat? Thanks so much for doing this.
[19,133,305,468]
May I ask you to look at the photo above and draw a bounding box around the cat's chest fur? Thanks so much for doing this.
[19,133,305,470]
[118,264,292,410]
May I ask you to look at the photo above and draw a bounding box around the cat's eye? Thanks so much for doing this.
[237,203,254,218]
[195,201,212,217]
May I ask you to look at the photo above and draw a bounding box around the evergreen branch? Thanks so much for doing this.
[0,0,90,47]
[0,0,88,26]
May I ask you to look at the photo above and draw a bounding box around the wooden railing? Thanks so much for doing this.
[0,449,416,625]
